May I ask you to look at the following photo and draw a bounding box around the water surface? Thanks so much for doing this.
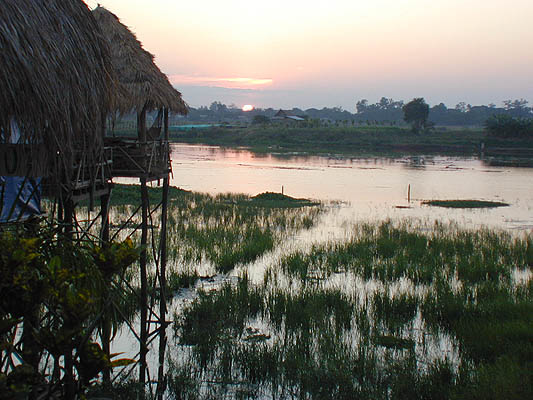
[170,143,533,232]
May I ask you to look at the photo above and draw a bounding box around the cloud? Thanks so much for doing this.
[169,75,273,88]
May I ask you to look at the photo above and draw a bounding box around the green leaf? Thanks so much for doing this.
[109,358,136,368]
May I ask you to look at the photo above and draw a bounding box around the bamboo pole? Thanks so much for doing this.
[139,178,149,397]
[63,197,75,398]
[100,190,111,386]
[139,105,149,397]
[156,108,169,400]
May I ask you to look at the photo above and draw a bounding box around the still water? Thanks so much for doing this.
[170,143,533,232]
[114,143,533,382]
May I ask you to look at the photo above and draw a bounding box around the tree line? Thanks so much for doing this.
[181,98,532,128]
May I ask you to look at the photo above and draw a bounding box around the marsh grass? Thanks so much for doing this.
[171,125,487,156]
[422,199,510,208]
[81,184,321,290]
[279,221,527,286]
[164,189,322,274]
[169,220,533,399]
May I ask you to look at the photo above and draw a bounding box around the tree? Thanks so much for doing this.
[503,99,532,118]
[455,102,468,113]
[356,99,368,113]
[485,114,533,138]
[403,98,430,133]
[209,101,227,113]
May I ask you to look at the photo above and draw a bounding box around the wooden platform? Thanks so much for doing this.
[104,137,170,180]
[2,137,171,204]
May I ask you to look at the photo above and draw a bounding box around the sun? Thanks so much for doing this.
[242,104,254,112]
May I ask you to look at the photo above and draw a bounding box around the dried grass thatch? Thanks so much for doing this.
[0,0,115,175]
[93,6,188,115]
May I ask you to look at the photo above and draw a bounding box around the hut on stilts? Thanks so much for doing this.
[1,0,186,397]
[0,0,115,226]
[93,6,188,398]
[0,0,118,396]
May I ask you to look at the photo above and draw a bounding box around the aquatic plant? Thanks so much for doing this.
[169,221,533,399]
[164,189,322,275]
[422,199,510,208]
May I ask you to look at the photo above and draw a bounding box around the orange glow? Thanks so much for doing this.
[242,105,254,112]
[169,75,273,89]
[89,0,533,108]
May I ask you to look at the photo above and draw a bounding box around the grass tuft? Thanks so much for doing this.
[421,199,510,208]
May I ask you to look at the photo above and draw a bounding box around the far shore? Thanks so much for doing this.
[166,125,533,159]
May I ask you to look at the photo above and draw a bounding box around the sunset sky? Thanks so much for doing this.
[86,0,533,110]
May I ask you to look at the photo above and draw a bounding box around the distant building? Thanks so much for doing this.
[273,109,306,122]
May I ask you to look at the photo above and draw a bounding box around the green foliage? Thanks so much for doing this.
[0,224,139,398]
[164,189,322,275]
[422,199,510,208]
[249,192,319,208]
[484,114,533,138]
[169,221,533,399]
[403,97,430,133]
[171,124,494,156]
[252,115,270,125]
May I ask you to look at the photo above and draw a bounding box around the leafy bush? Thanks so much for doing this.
[0,224,138,398]
[485,114,533,137]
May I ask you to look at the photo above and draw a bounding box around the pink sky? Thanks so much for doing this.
[87,0,533,110]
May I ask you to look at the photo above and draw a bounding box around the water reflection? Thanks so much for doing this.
[170,144,533,231]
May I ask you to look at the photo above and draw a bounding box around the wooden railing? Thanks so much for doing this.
[104,138,170,180]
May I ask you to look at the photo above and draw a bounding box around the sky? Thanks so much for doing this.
[86,0,533,111]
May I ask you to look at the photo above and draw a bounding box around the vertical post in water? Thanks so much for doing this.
[139,179,149,396]
[138,106,148,397]
[156,108,170,400]
[408,184,411,203]
[63,197,75,398]
[100,190,111,385]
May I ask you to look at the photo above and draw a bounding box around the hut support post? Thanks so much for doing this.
[62,196,76,398]
[139,105,149,395]
[65,199,75,239]
[138,105,147,142]
[139,183,149,394]
[156,108,169,400]
[100,191,112,386]
[100,191,110,244]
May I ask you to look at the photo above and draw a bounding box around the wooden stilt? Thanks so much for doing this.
[138,105,148,398]
[100,191,112,386]
[139,178,149,397]
[156,108,169,400]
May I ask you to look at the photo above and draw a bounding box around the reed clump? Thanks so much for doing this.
[422,199,510,208]
[165,189,322,275]
[169,220,533,399]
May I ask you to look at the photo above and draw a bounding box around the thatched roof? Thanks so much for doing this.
[0,0,114,161]
[92,6,188,115]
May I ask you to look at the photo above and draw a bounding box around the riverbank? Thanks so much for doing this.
[169,125,533,158]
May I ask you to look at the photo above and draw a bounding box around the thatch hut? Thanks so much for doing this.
[0,0,116,220]
[93,6,187,179]
[92,6,187,118]
[93,7,188,388]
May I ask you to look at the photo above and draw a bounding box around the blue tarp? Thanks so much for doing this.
[0,118,42,223]
[0,176,41,223]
